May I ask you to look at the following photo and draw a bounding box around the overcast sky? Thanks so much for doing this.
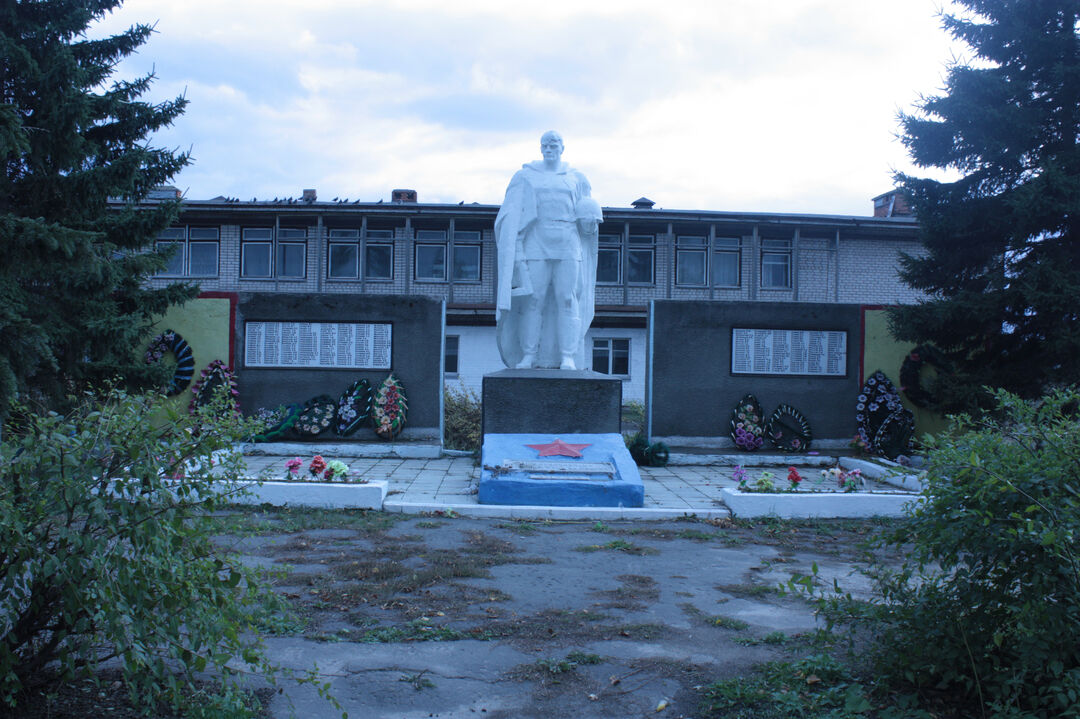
[92,0,964,216]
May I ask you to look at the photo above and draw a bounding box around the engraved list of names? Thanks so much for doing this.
[731,328,846,377]
[245,322,391,369]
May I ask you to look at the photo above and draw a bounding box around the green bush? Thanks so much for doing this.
[0,388,330,715]
[869,388,1080,717]
[444,382,482,453]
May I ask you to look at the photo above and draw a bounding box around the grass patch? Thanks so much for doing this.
[732,631,791,647]
[214,506,401,535]
[414,521,444,529]
[710,615,751,630]
[399,671,436,691]
[534,651,604,675]
[717,583,775,598]
[312,618,494,644]
[700,653,884,718]
[494,520,540,535]
[573,539,659,555]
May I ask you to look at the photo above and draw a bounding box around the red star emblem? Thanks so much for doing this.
[524,438,591,458]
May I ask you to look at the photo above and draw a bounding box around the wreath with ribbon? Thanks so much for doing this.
[899,344,952,409]
[188,360,240,416]
[766,404,812,452]
[251,404,302,442]
[373,374,408,439]
[295,395,337,436]
[729,394,766,451]
[336,379,373,436]
[145,330,195,396]
[856,370,914,460]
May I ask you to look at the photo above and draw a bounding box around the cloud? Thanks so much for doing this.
[89,0,962,214]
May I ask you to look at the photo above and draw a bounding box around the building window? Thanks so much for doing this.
[675,235,707,286]
[761,238,792,288]
[276,228,306,278]
[415,229,447,281]
[445,335,459,374]
[241,227,307,279]
[155,226,219,277]
[596,233,621,284]
[627,234,655,284]
[241,228,272,278]
[365,229,394,280]
[328,229,359,279]
[713,237,741,287]
[592,338,630,376]
[451,230,481,282]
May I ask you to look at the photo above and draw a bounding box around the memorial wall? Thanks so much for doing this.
[235,293,444,440]
[648,300,862,444]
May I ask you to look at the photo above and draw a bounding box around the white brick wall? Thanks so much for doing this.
[445,325,647,403]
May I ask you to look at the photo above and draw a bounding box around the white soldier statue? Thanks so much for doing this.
[495,131,602,370]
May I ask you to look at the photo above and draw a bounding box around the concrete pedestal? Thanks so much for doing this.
[482,369,622,435]
[479,433,644,507]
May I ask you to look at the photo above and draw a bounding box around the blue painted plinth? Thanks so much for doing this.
[479,433,644,507]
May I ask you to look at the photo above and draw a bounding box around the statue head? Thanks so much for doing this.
[540,130,564,163]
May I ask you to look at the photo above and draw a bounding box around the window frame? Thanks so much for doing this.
[627,234,656,285]
[155,226,219,278]
[414,242,448,281]
[760,238,792,289]
[444,335,460,375]
[712,236,742,288]
[364,239,394,280]
[240,227,308,280]
[327,228,360,280]
[675,235,708,287]
[596,233,622,284]
[591,337,631,377]
[451,243,481,282]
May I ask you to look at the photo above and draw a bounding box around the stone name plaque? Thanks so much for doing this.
[731,328,846,377]
[503,460,616,475]
[245,321,391,369]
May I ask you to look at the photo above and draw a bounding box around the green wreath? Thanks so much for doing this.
[899,344,952,409]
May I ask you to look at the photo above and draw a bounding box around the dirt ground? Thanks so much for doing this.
[209,508,899,719]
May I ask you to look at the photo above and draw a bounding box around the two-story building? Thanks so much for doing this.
[147,188,921,403]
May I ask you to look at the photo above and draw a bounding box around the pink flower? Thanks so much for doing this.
[285,457,302,474]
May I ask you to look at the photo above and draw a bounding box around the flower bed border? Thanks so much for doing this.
[720,486,920,519]
[230,479,388,509]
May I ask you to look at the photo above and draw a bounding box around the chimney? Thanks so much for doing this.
[148,185,182,200]
[872,189,912,217]
[631,196,655,209]
[302,188,317,202]
[392,189,418,203]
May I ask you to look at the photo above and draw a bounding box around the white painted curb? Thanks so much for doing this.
[231,480,388,509]
[720,487,921,519]
[839,457,926,491]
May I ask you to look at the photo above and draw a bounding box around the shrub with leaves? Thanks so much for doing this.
[443,382,482,453]
[868,388,1080,716]
[0,388,335,715]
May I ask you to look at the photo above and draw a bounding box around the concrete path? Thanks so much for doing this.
[217,511,895,719]
[241,454,740,520]
[240,449,901,521]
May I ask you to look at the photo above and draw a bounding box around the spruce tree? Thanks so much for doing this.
[889,0,1080,409]
[0,0,196,417]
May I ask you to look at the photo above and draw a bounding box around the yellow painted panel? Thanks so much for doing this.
[147,296,233,407]
[862,308,947,438]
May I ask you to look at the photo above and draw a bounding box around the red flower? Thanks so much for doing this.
[787,467,802,484]
[309,455,327,475]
